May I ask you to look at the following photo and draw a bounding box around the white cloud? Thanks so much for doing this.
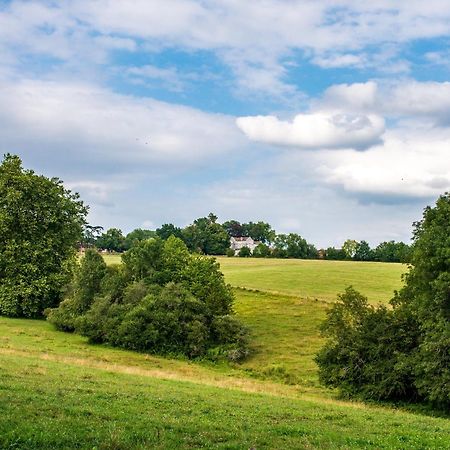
[236,112,385,150]
[322,80,450,125]
[0,78,245,168]
[318,128,450,198]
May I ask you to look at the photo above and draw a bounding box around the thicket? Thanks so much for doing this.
[316,193,450,408]
[47,236,248,361]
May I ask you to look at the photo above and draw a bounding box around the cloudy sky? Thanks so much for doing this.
[1,0,450,247]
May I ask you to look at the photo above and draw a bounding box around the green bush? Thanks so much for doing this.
[238,246,252,257]
[48,237,248,361]
[226,248,235,257]
[316,193,450,407]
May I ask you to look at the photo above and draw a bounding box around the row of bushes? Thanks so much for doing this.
[47,237,248,361]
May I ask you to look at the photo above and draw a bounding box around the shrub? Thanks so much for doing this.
[226,248,235,257]
[238,246,252,257]
[48,237,248,360]
[316,193,450,407]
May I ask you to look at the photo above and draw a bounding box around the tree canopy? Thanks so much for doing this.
[0,154,87,318]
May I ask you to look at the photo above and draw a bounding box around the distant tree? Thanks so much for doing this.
[222,220,243,237]
[253,243,271,258]
[374,241,411,263]
[353,240,373,261]
[124,228,156,250]
[238,246,252,257]
[183,214,229,255]
[0,154,87,318]
[242,221,275,244]
[342,239,358,259]
[96,228,126,252]
[156,223,183,241]
[325,247,346,260]
[81,225,103,248]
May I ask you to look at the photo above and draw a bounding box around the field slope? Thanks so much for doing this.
[3,258,447,449]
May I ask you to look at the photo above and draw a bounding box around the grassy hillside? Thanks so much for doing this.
[5,256,445,448]
[1,316,449,449]
[102,254,407,304]
[217,257,406,304]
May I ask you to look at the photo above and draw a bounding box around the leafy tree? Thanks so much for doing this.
[222,220,243,237]
[183,214,229,255]
[96,228,126,252]
[124,228,156,250]
[374,241,411,263]
[353,240,373,261]
[342,239,358,259]
[156,223,183,241]
[242,221,275,244]
[0,154,87,318]
[325,247,347,260]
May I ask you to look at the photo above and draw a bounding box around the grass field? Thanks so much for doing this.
[3,257,447,449]
[217,257,406,304]
[102,254,407,304]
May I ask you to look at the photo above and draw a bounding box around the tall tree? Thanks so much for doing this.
[0,154,87,317]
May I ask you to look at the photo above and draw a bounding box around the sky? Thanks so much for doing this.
[1,0,450,247]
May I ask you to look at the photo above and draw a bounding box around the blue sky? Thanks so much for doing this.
[1,0,450,247]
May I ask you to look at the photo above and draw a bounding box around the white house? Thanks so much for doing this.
[230,236,260,254]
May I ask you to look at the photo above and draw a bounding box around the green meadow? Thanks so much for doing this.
[2,257,448,449]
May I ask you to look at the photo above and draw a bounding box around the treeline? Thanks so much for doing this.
[84,213,411,263]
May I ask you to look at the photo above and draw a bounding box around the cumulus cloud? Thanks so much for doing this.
[322,80,450,125]
[318,129,450,199]
[0,78,245,171]
[236,112,385,150]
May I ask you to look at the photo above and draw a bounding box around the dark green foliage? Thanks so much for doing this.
[373,241,411,263]
[272,233,316,259]
[96,228,126,252]
[183,213,230,255]
[48,236,247,360]
[46,249,107,331]
[316,287,420,401]
[241,221,275,244]
[156,223,183,241]
[353,240,373,261]
[317,193,450,407]
[226,248,235,257]
[253,243,271,258]
[325,247,347,260]
[0,154,87,318]
[238,246,252,257]
[124,228,156,250]
[222,220,244,238]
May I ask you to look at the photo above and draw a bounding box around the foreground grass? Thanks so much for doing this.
[1,317,449,449]
[217,257,406,304]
